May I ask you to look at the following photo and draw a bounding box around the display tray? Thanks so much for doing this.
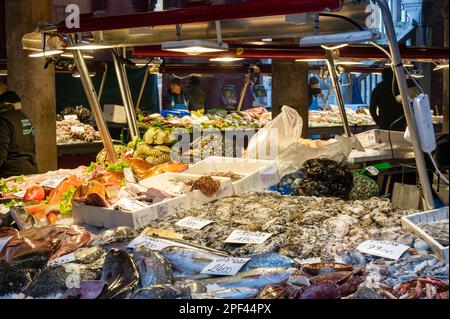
[184,156,279,195]
[73,173,233,229]
[401,206,449,261]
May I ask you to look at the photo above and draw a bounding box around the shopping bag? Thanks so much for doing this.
[391,182,422,210]
[247,105,303,160]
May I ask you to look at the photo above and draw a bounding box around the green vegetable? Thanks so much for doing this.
[60,188,76,216]
[106,161,130,172]
[120,179,126,187]
[11,185,20,193]
[5,199,19,209]
[86,162,97,173]
[16,176,26,184]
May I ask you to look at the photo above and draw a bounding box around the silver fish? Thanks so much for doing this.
[160,246,222,274]
[192,287,259,299]
[130,285,191,299]
[133,246,174,287]
[9,206,36,231]
[240,253,298,272]
[201,268,296,290]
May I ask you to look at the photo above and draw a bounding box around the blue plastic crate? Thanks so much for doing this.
[161,110,190,118]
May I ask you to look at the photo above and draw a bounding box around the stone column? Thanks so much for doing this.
[443,0,449,133]
[5,0,57,173]
[272,60,309,137]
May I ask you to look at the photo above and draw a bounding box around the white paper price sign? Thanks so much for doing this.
[357,240,409,260]
[48,253,76,267]
[0,236,12,252]
[13,190,26,198]
[71,126,86,134]
[127,236,172,251]
[201,257,250,276]
[40,175,67,189]
[176,217,214,230]
[64,115,78,120]
[224,230,272,245]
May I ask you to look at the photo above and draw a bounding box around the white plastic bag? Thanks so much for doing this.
[247,106,303,160]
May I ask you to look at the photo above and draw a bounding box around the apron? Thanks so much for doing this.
[170,95,188,111]
[309,97,320,111]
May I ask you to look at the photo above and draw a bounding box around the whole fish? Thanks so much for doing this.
[130,285,191,299]
[160,246,222,274]
[240,253,298,272]
[9,206,36,231]
[98,249,139,299]
[61,280,105,299]
[201,268,296,291]
[133,246,174,287]
[192,287,259,300]
[90,227,138,247]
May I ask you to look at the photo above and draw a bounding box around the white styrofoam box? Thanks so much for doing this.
[103,104,127,124]
[139,172,234,205]
[184,156,280,195]
[401,206,449,261]
[72,194,190,229]
[355,129,411,149]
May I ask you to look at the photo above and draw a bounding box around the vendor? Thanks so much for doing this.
[308,77,325,111]
[370,68,419,131]
[0,83,38,178]
[185,76,206,111]
[162,78,191,111]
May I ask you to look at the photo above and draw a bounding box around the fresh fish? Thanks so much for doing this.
[259,285,286,299]
[193,287,259,299]
[133,246,174,287]
[98,249,139,299]
[130,285,191,299]
[90,227,138,247]
[61,280,105,299]
[178,281,207,294]
[9,206,36,231]
[160,246,222,274]
[240,253,297,272]
[201,268,296,290]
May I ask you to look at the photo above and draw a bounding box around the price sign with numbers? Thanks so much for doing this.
[176,216,214,230]
[40,175,68,189]
[357,240,409,260]
[48,253,76,267]
[64,115,78,120]
[127,236,172,251]
[201,257,250,276]
[71,126,86,134]
[0,236,12,251]
[224,230,272,244]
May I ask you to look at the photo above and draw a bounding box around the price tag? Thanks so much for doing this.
[224,230,272,244]
[201,257,250,276]
[40,175,68,189]
[13,190,26,198]
[0,236,12,251]
[127,236,172,251]
[71,126,86,134]
[366,166,380,176]
[176,216,214,230]
[47,253,76,267]
[64,115,78,120]
[357,240,409,260]
[123,168,137,184]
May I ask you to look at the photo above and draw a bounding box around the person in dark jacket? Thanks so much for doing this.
[0,83,38,178]
[185,76,206,111]
[162,78,191,111]
[370,68,419,131]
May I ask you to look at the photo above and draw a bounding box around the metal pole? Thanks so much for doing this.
[136,67,150,111]
[237,72,251,112]
[325,50,352,137]
[112,48,140,139]
[98,63,108,103]
[374,0,435,210]
[70,42,117,164]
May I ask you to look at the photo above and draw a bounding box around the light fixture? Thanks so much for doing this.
[295,58,326,62]
[72,72,96,78]
[0,70,7,77]
[433,64,449,71]
[61,52,94,59]
[162,39,229,55]
[301,31,378,48]
[335,61,363,65]
[385,62,414,68]
[67,41,115,50]
[28,49,64,58]
[410,74,424,79]
[210,57,245,62]
[372,72,382,75]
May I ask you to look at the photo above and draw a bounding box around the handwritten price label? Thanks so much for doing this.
[176,216,214,230]
[40,175,68,189]
[64,115,78,120]
[224,230,272,244]
[357,240,409,260]
[48,253,76,267]
[127,236,172,251]
[71,126,86,134]
[0,236,12,252]
[201,257,250,276]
